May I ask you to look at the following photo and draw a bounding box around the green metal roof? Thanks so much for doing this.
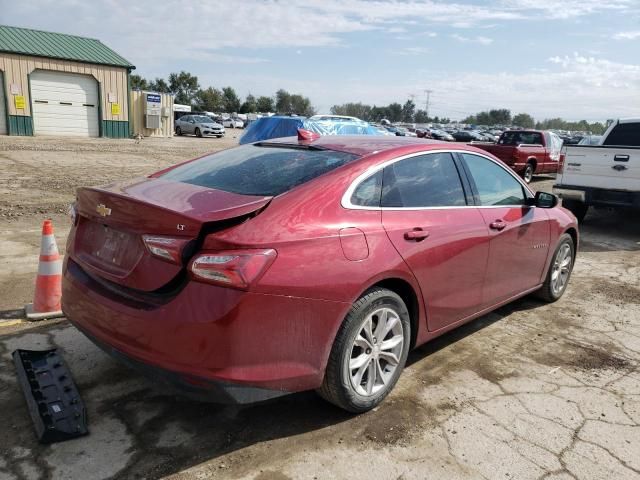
[0,25,135,69]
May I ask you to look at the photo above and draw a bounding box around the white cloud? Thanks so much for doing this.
[397,46,430,55]
[613,31,640,40]
[451,34,494,45]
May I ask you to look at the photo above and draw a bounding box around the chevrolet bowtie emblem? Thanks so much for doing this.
[96,204,112,217]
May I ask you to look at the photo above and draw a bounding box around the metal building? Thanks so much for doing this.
[0,25,134,137]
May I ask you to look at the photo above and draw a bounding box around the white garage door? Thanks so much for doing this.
[31,71,99,137]
[0,75,6,135]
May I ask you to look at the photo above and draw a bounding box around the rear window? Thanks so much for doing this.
[603,122,640,147]
[499,131,543,145]
[161,144,359,196]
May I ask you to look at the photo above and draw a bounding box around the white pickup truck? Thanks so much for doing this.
[553,118,640,222]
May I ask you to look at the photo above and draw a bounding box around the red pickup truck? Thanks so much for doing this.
[474,130,564,183]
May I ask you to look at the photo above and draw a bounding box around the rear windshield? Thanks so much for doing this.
[160,144,359,196]
[499,131,543,145]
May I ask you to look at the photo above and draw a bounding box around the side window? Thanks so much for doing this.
[461,154,527,206]
[531,133,543,145]
[351,171,382,207]
[381,153,467,208]
[603,123,640,147]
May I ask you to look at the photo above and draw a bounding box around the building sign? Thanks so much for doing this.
[145,93,162,116]
[10,83,21,95]
[14,95,26,109]
[111,103,121,115]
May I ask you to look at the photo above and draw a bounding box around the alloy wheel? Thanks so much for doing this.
[551,243,572,295]
[347,307,404,397]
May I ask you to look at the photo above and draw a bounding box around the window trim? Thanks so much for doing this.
[342,149,534,211]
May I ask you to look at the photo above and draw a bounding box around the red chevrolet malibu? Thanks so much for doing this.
[63,136,578,412]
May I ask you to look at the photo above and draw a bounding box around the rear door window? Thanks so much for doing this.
[461,153,527,206]
[161,144,359,196]
[603,122,640,146]
[380,152,467,208]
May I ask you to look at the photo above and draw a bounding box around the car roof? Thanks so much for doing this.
[262,135,484,157]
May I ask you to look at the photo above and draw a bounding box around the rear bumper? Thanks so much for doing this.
[553,185,640,208]
[62,258,349,402]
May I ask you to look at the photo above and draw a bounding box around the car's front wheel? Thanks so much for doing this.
[536,233,575,302]
[195,128,202,138]
[318,288,411,413]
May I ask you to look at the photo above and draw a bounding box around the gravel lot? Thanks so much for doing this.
[0,136,638,480]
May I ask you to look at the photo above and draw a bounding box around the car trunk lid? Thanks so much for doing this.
[72,177,271,291]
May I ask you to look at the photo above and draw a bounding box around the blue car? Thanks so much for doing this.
[239,116,305,145]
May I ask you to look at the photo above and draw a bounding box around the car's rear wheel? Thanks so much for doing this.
[562,200,588,223]
[536,233,575,302]
[195,128,202,138]
[318,288,410,413]
[175,126,182,136]
[523,162,534,183]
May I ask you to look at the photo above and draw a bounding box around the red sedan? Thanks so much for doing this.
[62,136,578,412]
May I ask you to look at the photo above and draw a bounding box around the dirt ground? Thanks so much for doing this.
[0,136,639,480]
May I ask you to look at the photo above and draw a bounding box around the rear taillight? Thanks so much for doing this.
[189,249,276,289]
[68,202,78,226]
[142,235,190,264]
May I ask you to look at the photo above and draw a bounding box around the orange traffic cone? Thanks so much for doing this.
[25,220,64,321]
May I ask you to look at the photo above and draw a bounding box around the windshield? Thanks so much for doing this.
[194,116,213,123]
[161,144,359,196]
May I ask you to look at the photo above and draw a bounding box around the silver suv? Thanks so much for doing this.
[175,115,225,138]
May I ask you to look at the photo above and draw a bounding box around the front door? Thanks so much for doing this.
[459,153,551,304]
[380,152,490,331]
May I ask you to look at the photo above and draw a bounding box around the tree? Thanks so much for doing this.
[130,74,148,91]
[401,99,416,123]
[168,71,200,105]
[240,94,257,114]
[387,103,403,123]
[149,78,170,93]
[222,87,241,113]
[275,89,292,114]
[414,109,429,123]
[256,95,274,113]
[330,102,372,120]
[488,109,511,125]
[290,94,315,116]
[195,87,224,112]
[512,113,535,128]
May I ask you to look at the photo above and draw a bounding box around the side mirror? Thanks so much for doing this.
[529,191,558,208]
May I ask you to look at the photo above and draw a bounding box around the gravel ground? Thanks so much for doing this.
[0,136,638,480]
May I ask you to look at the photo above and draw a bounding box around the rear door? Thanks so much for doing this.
[380,152,490,331]
[561,146,640,191]
[459,153,550,305]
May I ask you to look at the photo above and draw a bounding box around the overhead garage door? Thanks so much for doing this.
[0,75,6,135]
[31,71,99,137]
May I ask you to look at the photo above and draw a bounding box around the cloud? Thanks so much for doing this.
[613,31,640,40]
[396,46,430,56]
[451,34,494,45]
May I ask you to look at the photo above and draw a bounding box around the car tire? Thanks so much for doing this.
[195,128,202,138]
[175,127,182,136]
[535,233,575,303]
[317,288,411,413]
[523,162,534,183]
[562,200,588,223]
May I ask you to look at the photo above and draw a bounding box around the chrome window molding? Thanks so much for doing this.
[341,148,534,211]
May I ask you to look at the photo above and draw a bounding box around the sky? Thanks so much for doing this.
[4,0,640,121]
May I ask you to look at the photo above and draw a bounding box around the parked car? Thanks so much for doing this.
[223,117,245,129]
[239,116,305,144]
[473,130,564,183]
[429,129,455,142]
[451,130,483,142]
[578,135,602,145]
[175,115,225,138]
[63,136,577,413]
[554,118,640,222]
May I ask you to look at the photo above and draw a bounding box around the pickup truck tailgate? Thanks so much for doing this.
[560,146,640,190]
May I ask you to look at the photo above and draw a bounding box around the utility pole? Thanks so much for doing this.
[424,89,432,120]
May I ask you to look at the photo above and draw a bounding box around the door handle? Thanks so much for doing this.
[489,220,507,231]
[614,155,629,162]
[404,228,430,241]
